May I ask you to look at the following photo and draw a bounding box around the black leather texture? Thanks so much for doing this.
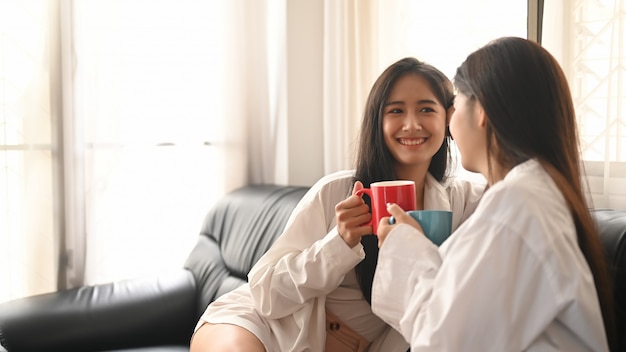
[0,270,196,352]
[184,185,310,318]
[591,209,626,351]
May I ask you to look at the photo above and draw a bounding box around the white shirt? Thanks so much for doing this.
[372,159,609,351]
[242,170,484,351]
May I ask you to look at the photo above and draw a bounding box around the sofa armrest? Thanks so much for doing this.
[0,269,197,352]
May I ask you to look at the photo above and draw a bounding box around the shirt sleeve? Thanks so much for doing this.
[247,173,364,319]
[371,210,563,351]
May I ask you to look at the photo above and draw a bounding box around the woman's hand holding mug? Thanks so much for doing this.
[354,180,417,235]
[335,181,373,248]
[377,203,423,247]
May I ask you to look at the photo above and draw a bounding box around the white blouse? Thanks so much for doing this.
[371,159,609,351]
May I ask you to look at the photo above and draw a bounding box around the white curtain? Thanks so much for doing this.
[543,0,626,210]
[68,0,285,286]
[0,0,58,302]
[322,0,379,173]
[69,0,262,286]
[235,0,288,185]
[0,0,287,301]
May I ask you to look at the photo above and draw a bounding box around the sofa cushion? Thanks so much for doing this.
[184,184,309,317]
[0,269,196,352]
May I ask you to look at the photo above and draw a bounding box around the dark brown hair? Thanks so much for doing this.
[453,36,616,350]
[354,57,455,303]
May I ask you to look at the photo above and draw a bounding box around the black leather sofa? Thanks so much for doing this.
[0,185,310,352]
[0,184,624,352]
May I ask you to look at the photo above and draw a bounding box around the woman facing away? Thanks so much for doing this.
[190,57,485,352]
[372,37,617,351]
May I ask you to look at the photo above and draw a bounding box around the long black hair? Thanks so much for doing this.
[354,57,454,303]
[454,36,617,351]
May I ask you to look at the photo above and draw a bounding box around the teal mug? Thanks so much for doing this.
[389,210,453,246]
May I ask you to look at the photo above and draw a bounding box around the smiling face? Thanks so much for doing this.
[383,73,448,174]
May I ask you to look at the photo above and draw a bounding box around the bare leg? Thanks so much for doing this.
[190,322,266,352]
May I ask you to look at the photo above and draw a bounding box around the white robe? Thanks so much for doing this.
[372,159,609,351]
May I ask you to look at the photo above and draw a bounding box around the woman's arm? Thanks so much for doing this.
[371,195,567,351]
[247,171,363,319]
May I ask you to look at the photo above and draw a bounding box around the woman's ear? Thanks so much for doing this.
[474,101,487,128]
[446,106,454,139]
[477,106,488,128]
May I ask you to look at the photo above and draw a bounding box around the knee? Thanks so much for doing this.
[190,322,266,352]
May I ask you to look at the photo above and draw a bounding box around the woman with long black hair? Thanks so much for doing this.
[374,37,616,351]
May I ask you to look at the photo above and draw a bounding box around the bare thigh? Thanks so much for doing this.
[190,322,266,352]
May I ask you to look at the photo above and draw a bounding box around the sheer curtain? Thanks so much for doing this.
[543,0,626,210]
[322,0,379,173]
[1,0,288,301]
[235,0,288,185]
[0,0,58,303]
[65,0,286,286]
[69,0,273,286]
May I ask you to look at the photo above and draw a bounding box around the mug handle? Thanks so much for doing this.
[354,188,372,226]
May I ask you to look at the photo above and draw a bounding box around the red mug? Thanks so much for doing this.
[355,180,417,235]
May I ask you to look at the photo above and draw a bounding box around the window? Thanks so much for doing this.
[544,0,626,209]
[0,0,56,303]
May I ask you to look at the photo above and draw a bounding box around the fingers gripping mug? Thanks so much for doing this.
[355,180,417,235]
[390,210,453,246]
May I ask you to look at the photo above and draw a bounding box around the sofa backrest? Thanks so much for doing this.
[591,209,626,351]
[184,184,309,317]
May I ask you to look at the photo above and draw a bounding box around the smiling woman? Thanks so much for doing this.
[323,0,528,187]
[381,73,449,176]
